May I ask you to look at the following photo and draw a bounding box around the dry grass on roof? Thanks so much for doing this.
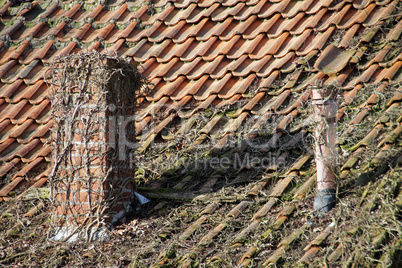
[0,165,401,267]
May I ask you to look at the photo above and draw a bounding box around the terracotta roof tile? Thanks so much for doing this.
[8,99,49,124]
[251,34,286,59]
[99,4,128,23]
[0,99,28,123]
[169,57,205,81]
[195,0,218,8]
[7,119,33,140]
[0,79,23,100]
[53,3,82,21]
[57,23,91,42]
[234,0,264,20]
[227,33,262,59]
[220,15,257,41]
[217,36,247,59]
[317,4,351,31]
[339,3,377,29]
[314,44,355,75]
[1,1,402,265]
[0,60,17,79]
[71,4,102,22]
[171,74,208,100]
[386,18,402,40]
[20,140,50,163]
[147,75,187,101]
[133,21,164,42]
[211,54,248,79]
[82,22,115,43]
[297,26,336,56]
[149,20,187,43]
[0,157,20,177]
[186,54,222,80]
[0,40,29,65]
[187,3,220,23]
[257,52,296,77]
[143,57,179,80]
[339,24,361,48]
[106,21,137,43]
[276,29,313,58]
[25,23,50,40]
[192,17,229,41]
[0,19,23,38]
[158,37,193,62]
[42,41,76,64]
[232,55,272,77]
[225,0,247,7]
[0,117,10,132]
[363,0,398,27]
[386,91,402,107]
[211,2,245,21]
[162,95,193,117]
[1,60,39,84]
[383,60,402,81]
[178,95,217,118]
[291,8,326,35]
[164,3,197,25]
[218,73,256,98]
[189,73,225,100]
[258,71,279,90]
[326,66,354,86]
[153,6,178,26]
[21,39,54,65]
[135,96,169,122]
[0,120,16,143]
[258,0,290,18]
[284,0,315,18]
[277,90,310,115]
[228,92,266,118]
[0,1,12,16]
[0,176,25,197]
[0,138,41,161]
[382,51,402,68]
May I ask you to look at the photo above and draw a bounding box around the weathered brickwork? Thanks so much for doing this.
[48,52,145,241]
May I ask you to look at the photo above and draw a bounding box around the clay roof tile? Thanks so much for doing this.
[243,13,281,39]
[21,39,54,65]
[165,3,197,26]
[0,20,23,39]
[194,17,231,42]
[187,3,220,23]
[182,36,217,61]
[158,37,194,62]
[211,2,245,22]
[1,3,402,263]
[282,0,314,18]
[0,1,11,16]
[258,0,291,18]
[149,20,187,43]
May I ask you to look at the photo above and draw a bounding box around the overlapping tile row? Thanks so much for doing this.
[135,117,401,267]
[135,80,400,266]
[0,0,401,200]
[137,118,400,266]
[1,0,402,265]
[0,0,401,198]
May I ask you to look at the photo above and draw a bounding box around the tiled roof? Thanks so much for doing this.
[0,0,401,266]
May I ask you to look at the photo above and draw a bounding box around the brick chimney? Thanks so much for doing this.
[48,52,144,242]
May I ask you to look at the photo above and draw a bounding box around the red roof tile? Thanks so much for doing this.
[1,0,402,265]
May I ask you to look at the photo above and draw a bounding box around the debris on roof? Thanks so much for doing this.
[0,0,401,266]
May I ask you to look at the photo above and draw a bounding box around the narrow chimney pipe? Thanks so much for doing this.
[312,88,337,214]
